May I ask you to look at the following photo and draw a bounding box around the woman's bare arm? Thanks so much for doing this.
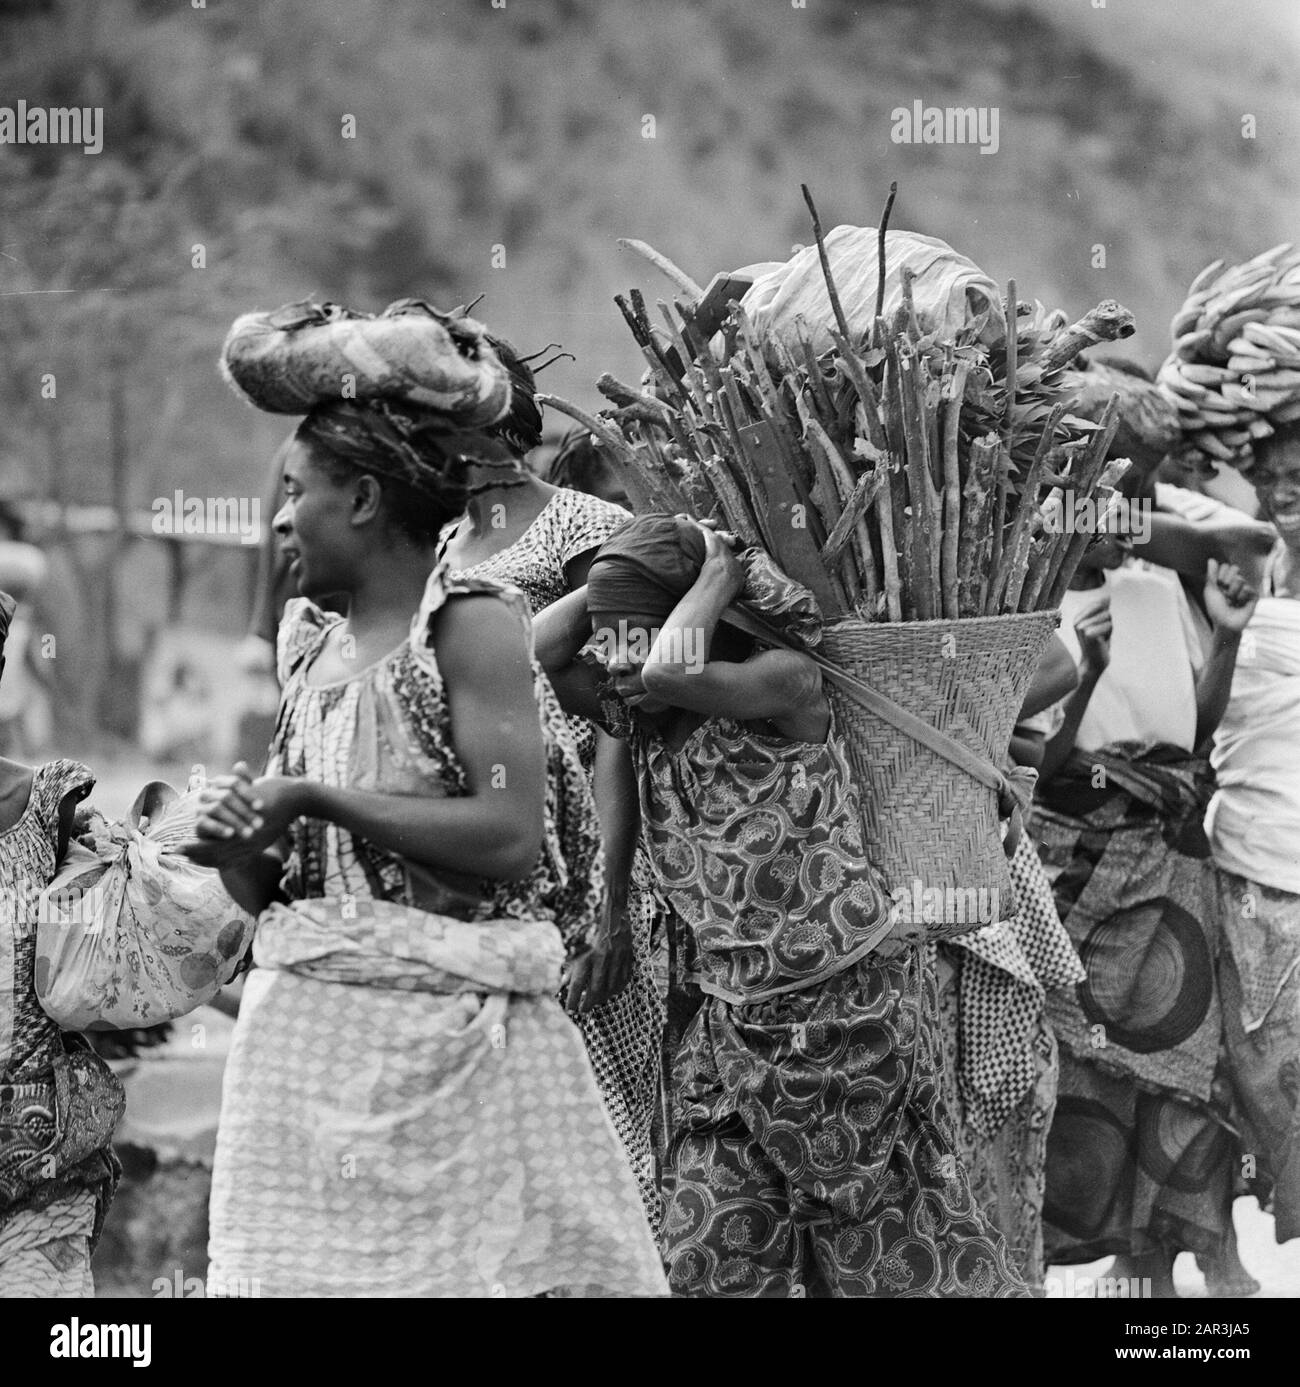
[533,586,606,721]
[188,597,548,885]
[1020,635,1078,719]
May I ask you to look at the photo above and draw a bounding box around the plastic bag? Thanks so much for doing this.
[34,780,256,1031]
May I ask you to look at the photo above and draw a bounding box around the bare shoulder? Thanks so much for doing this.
[432,593,532,684]
[0,756,35,835]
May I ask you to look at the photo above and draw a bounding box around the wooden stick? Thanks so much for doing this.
[828,328,889,456]
[795,321,837,422]
[997,401,1068,612]
[872,181,898,349]
[676,457,720,520]
[985,280,1020,603]
[629,428,692,512]
[939,359,969,619]
[596,372,674,417]
[536,392,632,455]
[1042,396,1123,608]
[605,402,676,432]
[616,238,706,302]
[614,295,687,408]
[875,471,903,622]
[897,343,938,620]
[987,456,1009,613]
[630,289,686,386]
[823,470,885,570]
[900,267,921,342]
[880,335,916,618]
[737,314,826,537]
[1004,278,1019,442]
[1040,299,1137,374]
[957,434,999,618]
[799,403,871,592]
[1017,523,1057,613]
[798,406,851,521]
[801,184,851,346]
[675,306,752,471]
[923,351,944,490]
[702,457,763,548]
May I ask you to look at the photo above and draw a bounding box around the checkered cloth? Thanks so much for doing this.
[944,832,1084,1136]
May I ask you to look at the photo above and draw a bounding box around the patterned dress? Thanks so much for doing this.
[206,569,667,1296]
[604,702,1027,1297]
[1032,747,1233,1262]
[441,487,667,1230]
[0,759,123,1297]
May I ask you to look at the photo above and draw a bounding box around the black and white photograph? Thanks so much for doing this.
[0,0,1297,1356]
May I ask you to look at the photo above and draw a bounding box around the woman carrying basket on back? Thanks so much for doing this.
[536,511,1026,1297]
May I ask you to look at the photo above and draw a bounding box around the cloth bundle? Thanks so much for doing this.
[220,297,515,425]
[35,783,256,1031]
[738,225,1004,354]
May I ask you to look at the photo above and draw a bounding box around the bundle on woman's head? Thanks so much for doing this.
[0,589,14,650]
[1158,244,1300,477]
[220,296,551,513]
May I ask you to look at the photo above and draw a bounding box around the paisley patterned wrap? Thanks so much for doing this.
[1,759,123,1280]
[601,700,1026,1296]
[628,714,895,1003]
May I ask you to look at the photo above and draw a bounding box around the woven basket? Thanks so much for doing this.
[820,609,1059,944]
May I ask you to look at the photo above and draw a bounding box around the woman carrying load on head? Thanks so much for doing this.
[185,302,667,1297]
[1156,246,1300,1266]
[440,404,666,1233]
[536,511,1027,1297]
[1205,422,1300,1255]
[1024,393,1259,1296]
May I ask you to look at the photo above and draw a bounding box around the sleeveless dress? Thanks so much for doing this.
[1209,545,1300,1241]
[603,700,1026,1297]
[205,567,667,1296]
[0,758,123,1296]
[441,488,667,1231]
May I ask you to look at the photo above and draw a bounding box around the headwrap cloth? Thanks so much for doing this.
[0,590,15,648]
[586,513,823,646]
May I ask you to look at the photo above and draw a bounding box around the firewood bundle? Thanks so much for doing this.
[544,188,1138,625]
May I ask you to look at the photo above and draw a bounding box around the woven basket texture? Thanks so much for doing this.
[821,608,1058,940]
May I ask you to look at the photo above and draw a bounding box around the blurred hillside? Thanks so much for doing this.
[0,0,1296,706]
